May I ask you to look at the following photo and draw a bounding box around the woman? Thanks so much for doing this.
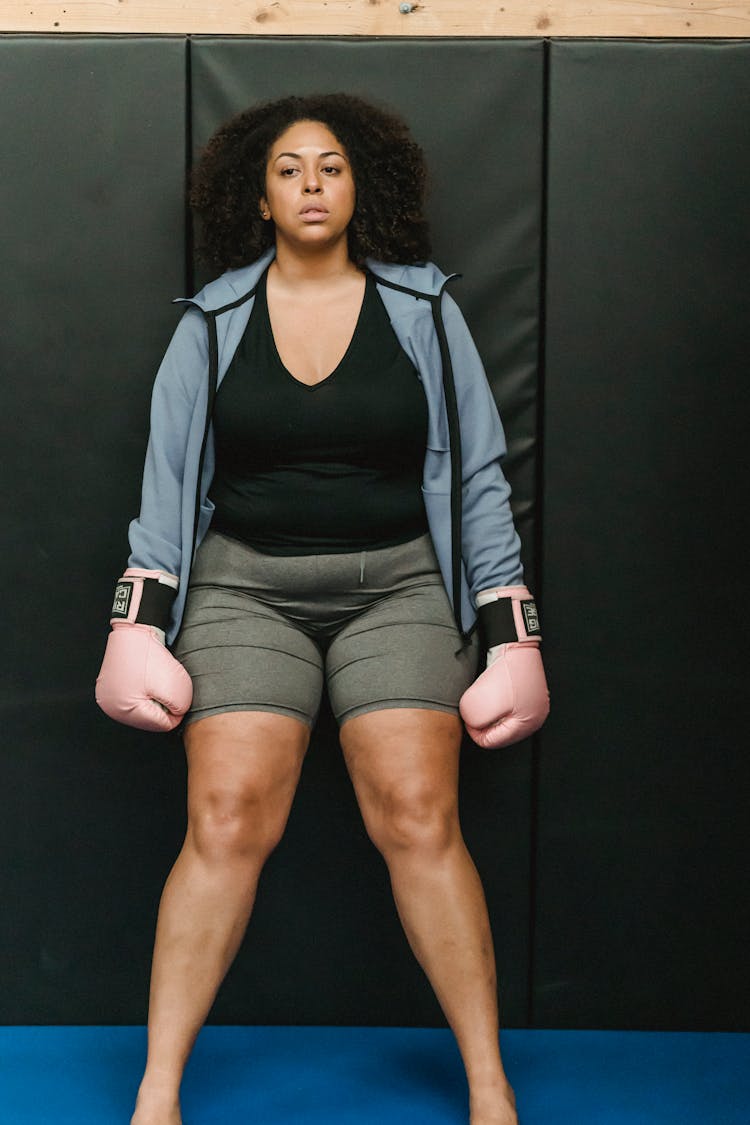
[96,92,549,1125]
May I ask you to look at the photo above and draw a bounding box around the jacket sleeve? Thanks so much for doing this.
[440,290,525,596]
[127,306,209,578]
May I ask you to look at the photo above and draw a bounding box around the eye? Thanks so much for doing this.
[279,166,298,177]
[322,165,341,174]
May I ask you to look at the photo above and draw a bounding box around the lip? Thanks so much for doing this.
[299,206,329,219]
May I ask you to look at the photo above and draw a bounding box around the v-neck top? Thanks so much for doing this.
[208,265,430,555]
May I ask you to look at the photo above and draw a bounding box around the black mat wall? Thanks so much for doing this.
[187,36,543,1029]
[0,34,747,1031]
[536,38,750,1029]
[0,35,189,1022]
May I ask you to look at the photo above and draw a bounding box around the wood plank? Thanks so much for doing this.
[1,1,748,37]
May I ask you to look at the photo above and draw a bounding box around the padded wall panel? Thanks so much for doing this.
[0,35,187,1021]
[190,37,545,1027]
[536,40,750,1028]
[6,32,744,1034]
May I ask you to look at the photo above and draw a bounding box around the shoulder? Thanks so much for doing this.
[182,247,276,312]
[365,257,460,299]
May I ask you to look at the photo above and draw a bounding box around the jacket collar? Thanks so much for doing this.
[176,246,458,313]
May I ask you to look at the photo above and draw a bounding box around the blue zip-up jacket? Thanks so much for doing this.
[127,246,524,646]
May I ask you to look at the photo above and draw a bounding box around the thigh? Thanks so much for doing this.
[324,568,480,729]
[339,707,464,841]
[184,710,311,843]
[172,532,325,730]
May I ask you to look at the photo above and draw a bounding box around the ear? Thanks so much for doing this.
[258,195,270,220]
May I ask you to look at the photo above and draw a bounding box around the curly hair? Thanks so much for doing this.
[189,92,432,273]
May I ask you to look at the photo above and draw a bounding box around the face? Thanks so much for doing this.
[258,119,356,251]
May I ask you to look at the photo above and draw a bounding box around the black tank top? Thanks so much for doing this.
[208,266,430,554]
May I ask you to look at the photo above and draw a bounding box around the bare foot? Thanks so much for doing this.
[130,1083,182,1125]
[469,1076,519,1125]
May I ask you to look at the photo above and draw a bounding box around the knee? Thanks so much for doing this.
[188,784,289,864]
[365,782,460,858]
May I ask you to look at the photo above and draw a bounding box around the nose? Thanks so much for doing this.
[302,167,323,193]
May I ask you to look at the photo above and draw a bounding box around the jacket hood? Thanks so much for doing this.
[175,246,457,312]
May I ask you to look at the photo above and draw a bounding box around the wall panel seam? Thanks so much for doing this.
[526,35,550,1030]
[185,35,194,299]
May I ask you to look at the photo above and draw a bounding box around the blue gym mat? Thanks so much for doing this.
[1,1026,748,1123]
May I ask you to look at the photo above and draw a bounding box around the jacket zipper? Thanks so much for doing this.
[189,309,218,574]
[368,274,471,649]
[178,287,258,588]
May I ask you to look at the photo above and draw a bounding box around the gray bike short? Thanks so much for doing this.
[172,529,480,730]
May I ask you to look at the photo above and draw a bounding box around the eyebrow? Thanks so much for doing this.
[273,150,346,163]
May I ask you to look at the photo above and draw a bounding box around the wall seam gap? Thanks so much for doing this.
[526,34,551,1030]
[184,35,194,298]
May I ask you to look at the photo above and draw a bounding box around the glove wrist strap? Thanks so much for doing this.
[476,586,542,647]
[110,569,177,633]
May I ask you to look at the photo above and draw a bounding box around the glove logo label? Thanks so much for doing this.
[521,600,541,636]
[111,581,133,619]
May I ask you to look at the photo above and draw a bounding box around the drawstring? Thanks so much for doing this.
[359,551,365,585]
[453,629,476,658]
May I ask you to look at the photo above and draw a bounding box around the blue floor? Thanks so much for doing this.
[1,1026,748,1123]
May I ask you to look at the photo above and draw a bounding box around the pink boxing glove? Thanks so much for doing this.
[459,585,550,749]
[95,568,192,732]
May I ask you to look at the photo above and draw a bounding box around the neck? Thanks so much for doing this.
[270,237,361,287]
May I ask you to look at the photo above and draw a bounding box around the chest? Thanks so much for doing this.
[213,274,429,470]
[266,277,367,386]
